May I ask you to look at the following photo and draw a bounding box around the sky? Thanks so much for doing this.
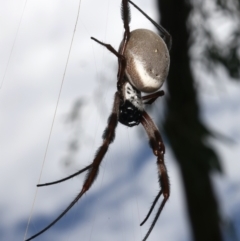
[0,0,240,241]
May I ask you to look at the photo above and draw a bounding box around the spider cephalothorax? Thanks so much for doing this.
[119,81,143,127]
[25,1,171,241]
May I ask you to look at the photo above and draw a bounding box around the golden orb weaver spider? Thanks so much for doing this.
[25,1,171,240]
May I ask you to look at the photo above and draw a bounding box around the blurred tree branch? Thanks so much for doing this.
[156,0,239,240]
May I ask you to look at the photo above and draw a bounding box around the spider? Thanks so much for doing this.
[25,1,171,240]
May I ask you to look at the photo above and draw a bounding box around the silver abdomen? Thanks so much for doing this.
[124,29,170,93]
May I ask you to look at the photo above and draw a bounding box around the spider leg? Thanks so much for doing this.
[91,37,123,59]
[142,193,169,241]
[140,189,162,226]
[37,164,93,187]
[90,37,127,87]
[140,111,170,241]
[91,1,131,89]
[128,0,172,50]
[117,0,132,87]
[25,92,121,241]
[120,0,131,48]
[142,90,165,105]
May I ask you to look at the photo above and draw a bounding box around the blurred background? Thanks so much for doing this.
[0,0,239,241]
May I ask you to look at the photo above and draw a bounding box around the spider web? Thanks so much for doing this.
[23,0,83,240]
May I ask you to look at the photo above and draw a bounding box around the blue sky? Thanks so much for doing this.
[0,1,239,241]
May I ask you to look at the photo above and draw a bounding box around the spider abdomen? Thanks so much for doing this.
[124,29,170,93]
